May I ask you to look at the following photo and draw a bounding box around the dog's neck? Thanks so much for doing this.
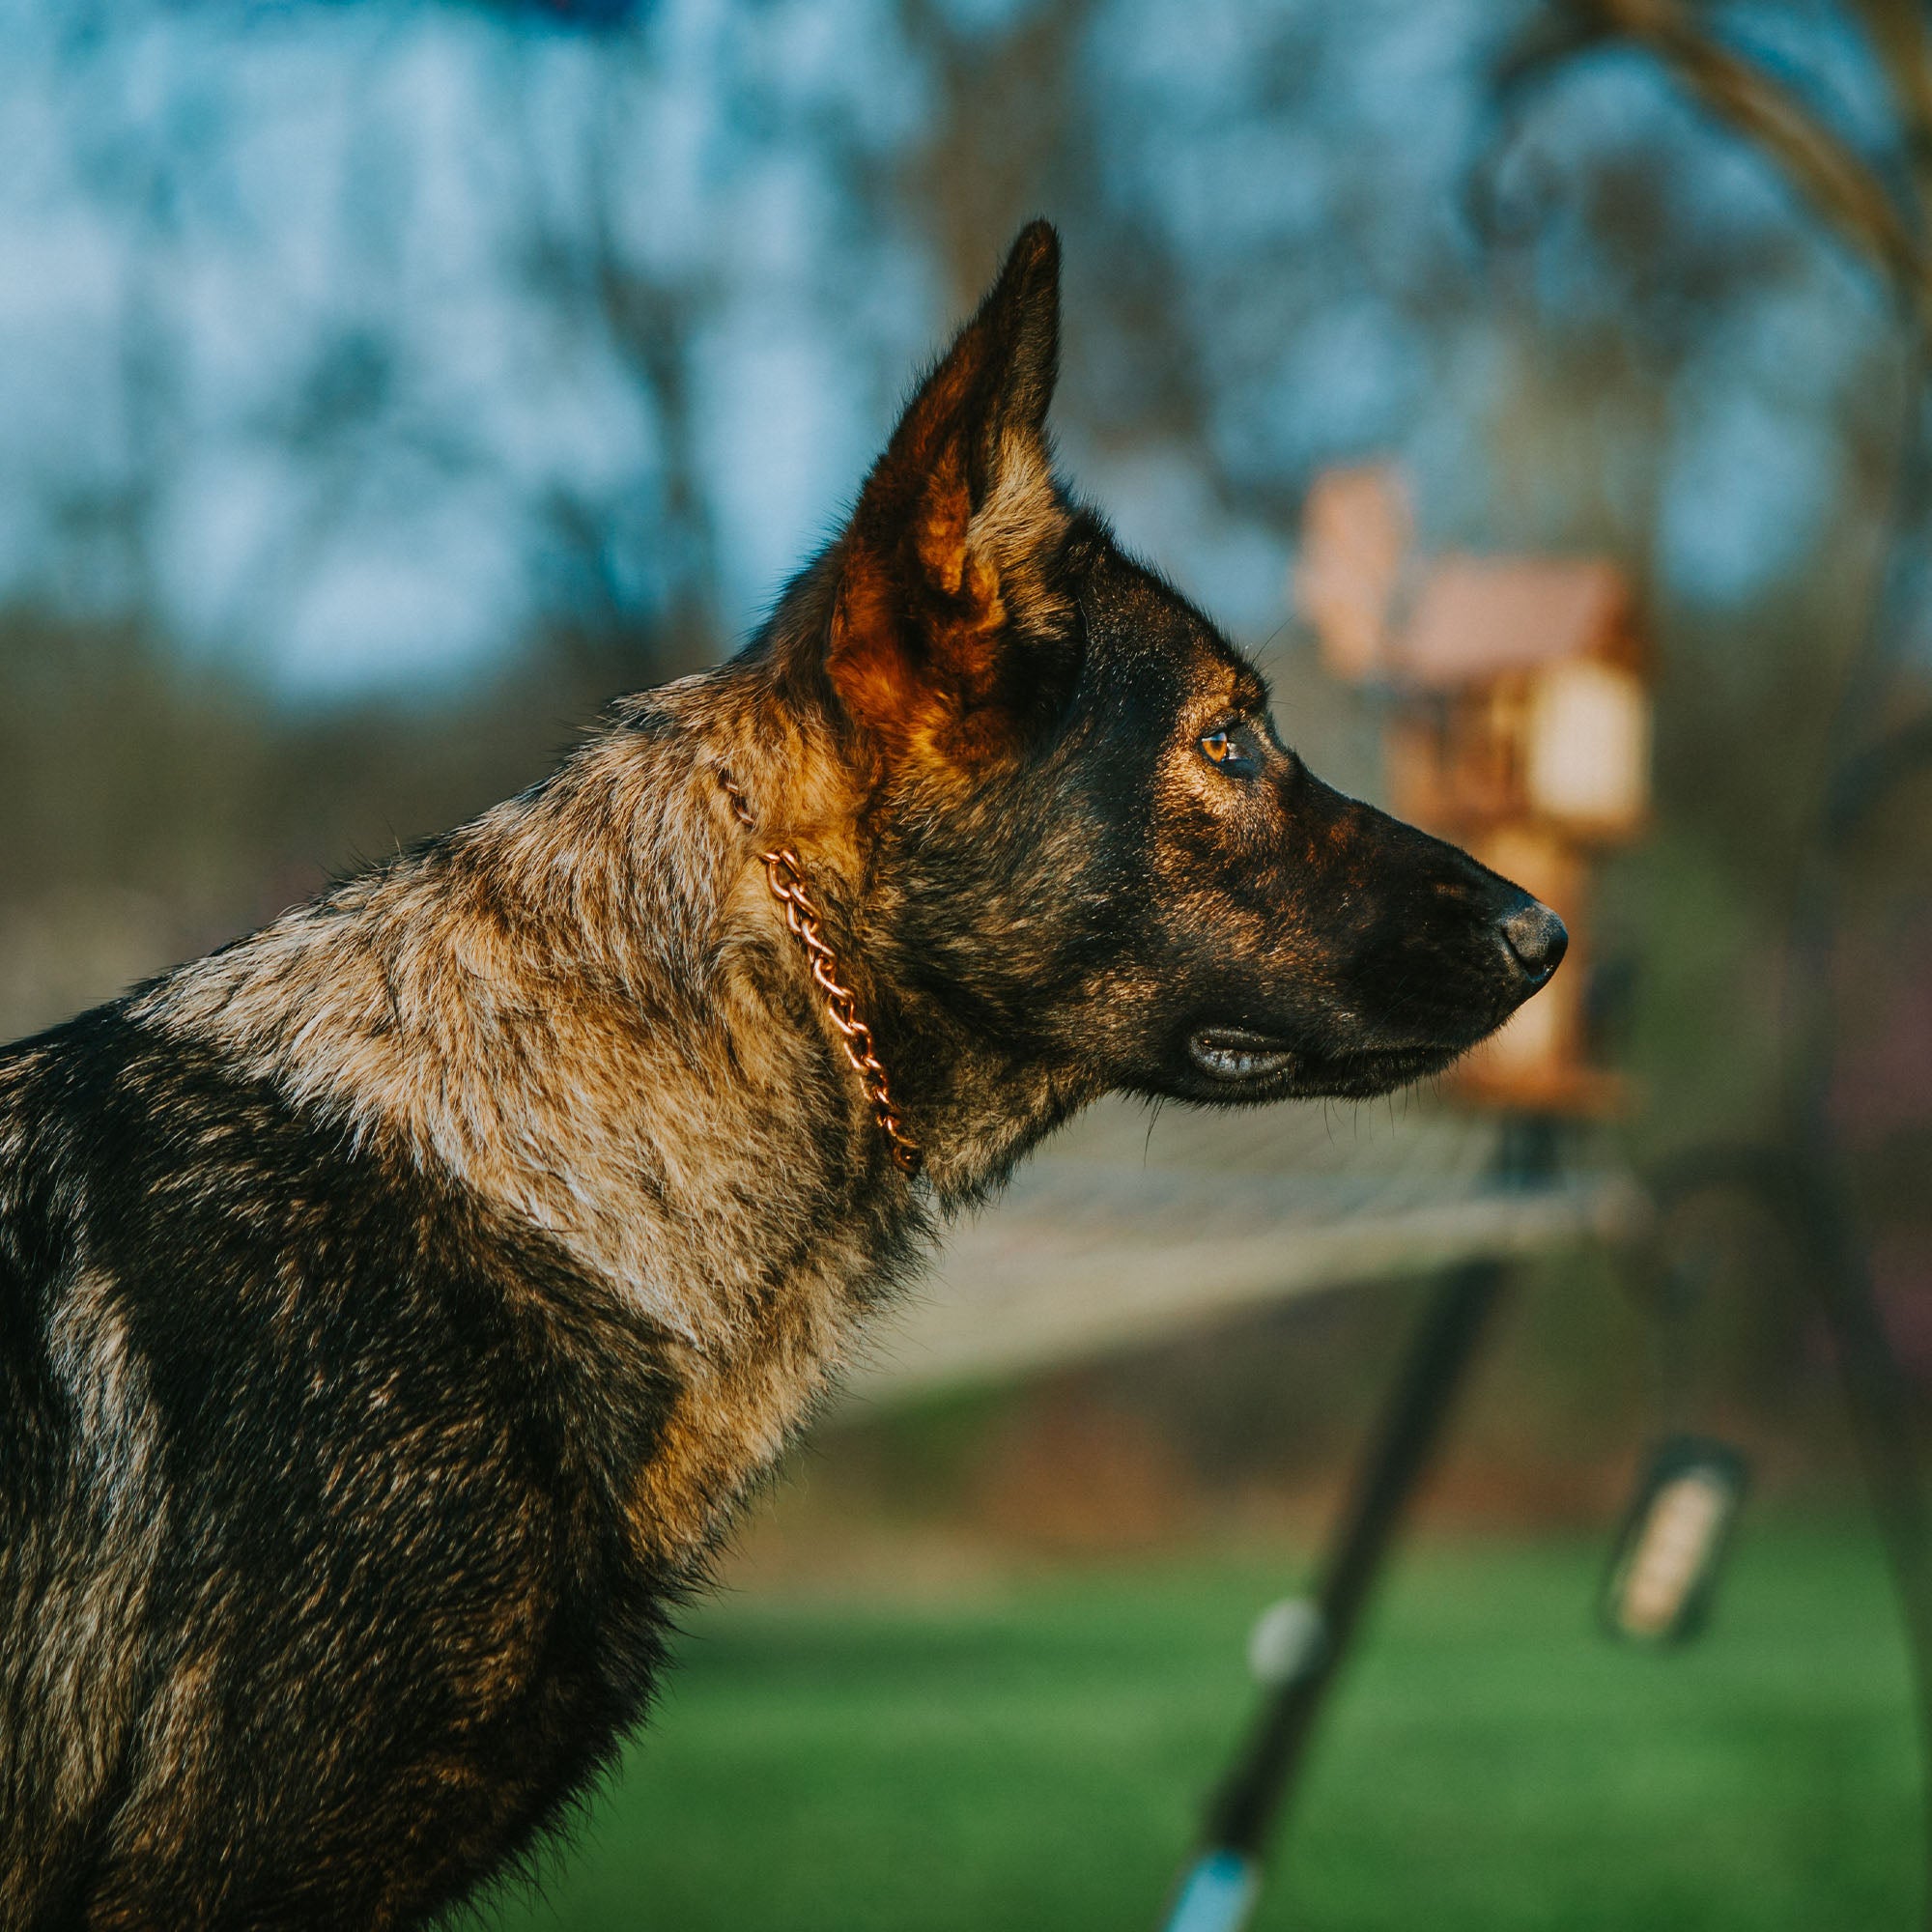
[686,692,1094,1212]
[135,649,1082,1379]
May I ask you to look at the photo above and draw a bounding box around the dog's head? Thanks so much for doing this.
[768,221,1564,1113]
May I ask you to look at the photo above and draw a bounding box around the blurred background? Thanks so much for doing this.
[5,0,1932,1925]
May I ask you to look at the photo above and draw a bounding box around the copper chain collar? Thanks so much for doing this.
[717,769,923,1178]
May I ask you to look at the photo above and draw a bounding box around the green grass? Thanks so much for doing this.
[467,1523,1922,1931]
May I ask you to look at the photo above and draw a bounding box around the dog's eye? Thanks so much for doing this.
[1200,726,1257,776]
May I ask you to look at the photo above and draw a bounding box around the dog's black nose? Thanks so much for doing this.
[1499,899,1568,984]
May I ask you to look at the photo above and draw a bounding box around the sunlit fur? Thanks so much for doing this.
[0,221,1558,1927]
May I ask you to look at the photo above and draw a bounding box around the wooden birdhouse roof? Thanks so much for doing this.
[1398,556,1636,688]
[1296,464,1645,690]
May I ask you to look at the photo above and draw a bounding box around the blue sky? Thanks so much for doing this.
[0,0,1906,699]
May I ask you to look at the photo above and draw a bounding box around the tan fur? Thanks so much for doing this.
[123,317,1084,1574]
[129,665,963,1568]
[969,429,1075,637]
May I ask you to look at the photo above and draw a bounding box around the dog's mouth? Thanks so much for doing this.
[1185,1027,1295,1084]
[1183,1027,1476,1099]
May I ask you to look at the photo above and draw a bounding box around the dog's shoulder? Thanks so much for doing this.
[1,997,678,1496]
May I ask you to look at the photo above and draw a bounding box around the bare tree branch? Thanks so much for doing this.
[1503,0,1930,327]
[1847,0,1932,213]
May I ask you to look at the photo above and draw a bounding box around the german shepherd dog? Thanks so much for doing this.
[1,223,1564,1927]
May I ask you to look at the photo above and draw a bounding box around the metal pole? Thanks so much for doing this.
[1158,1118,1557,1932]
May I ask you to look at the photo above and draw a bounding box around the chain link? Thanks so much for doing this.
[718,770,923,1177]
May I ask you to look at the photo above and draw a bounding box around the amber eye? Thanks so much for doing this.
[1201,725,1258,775]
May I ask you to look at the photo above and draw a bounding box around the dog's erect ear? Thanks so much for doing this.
[828,219,1076,761]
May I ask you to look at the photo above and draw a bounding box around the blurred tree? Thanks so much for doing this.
[0,0,1924,1436]
[1489,5,1932,1888]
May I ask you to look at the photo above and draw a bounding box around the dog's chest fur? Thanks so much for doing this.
[123,702,944,1573]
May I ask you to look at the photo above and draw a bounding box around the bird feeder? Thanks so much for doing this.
[1297,466,1652,1117]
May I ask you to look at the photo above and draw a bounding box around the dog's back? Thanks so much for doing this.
[0,1005,680,1924]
